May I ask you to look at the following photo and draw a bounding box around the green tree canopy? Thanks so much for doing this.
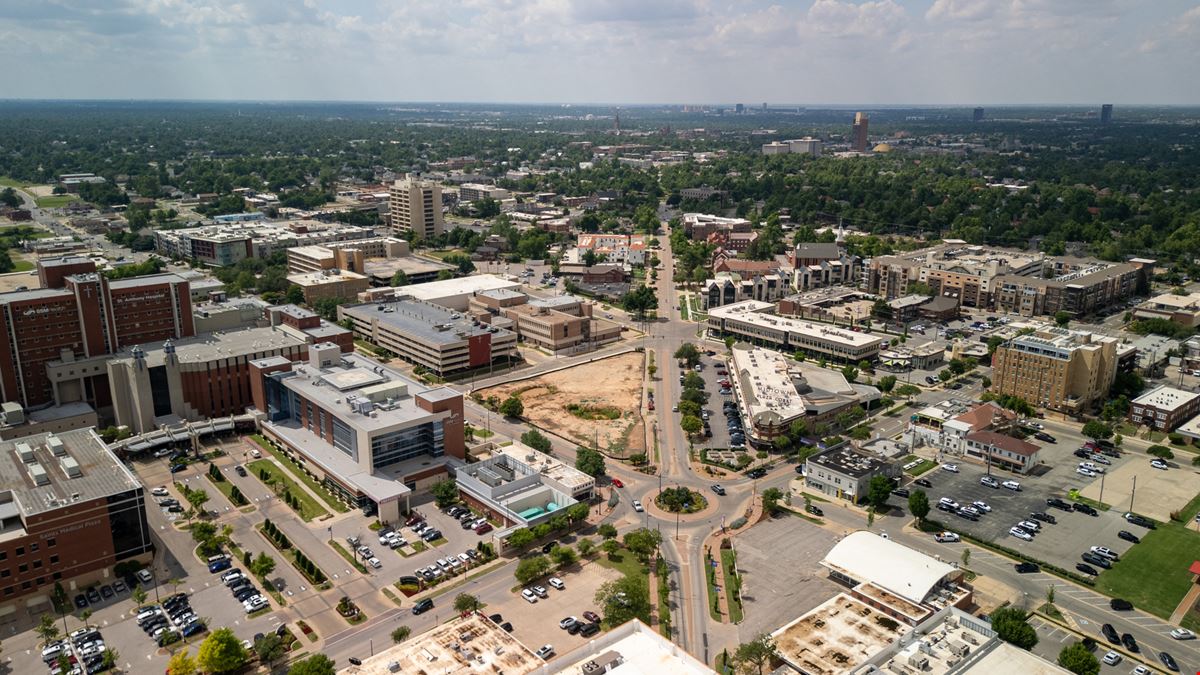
[1056,642,1100,675]
[575,447,607,477]
[908,490,930,523]
[499,396,524,418]
[989,607,1038,650]
[288,654,336,675]
[196,627,248,674]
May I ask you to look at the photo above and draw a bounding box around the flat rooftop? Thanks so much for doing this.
[710,300,884,349]
[105,272,188,290]
[287,270,368,285]
[338,614,541,675]
[104,326,305,367]
[343,299,507,346]
[810,448,890,478]
[547,620,714,675]
[772,594,910,675]
[495,442,595,492]
[362,256,453,278]
[0,429,142,518]
[1132,385,1200,413]
[398,273,521,301]
[731,344,807,423]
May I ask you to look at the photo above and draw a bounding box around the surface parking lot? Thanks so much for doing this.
[908,462,1139,573]
[483,561,620,657]
[689,352,737,450]
[1029,615,1143,675]
[733,515,842,638]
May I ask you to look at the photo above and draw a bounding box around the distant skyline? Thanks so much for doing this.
[2,0,1198,105]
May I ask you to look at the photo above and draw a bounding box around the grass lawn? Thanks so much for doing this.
[205,472,251,509]
[907,459,938,476]
[247,459,329,521]
[1095,523,1200,619]
[35,195,77,209]
[425,249,464,261]
[0,177,28,188]
[678,295,689,320]
[720,549,743,623]
[249,435,348,513]
[595,549,652,627]
[329,541,368,573]
[11,260,33,272]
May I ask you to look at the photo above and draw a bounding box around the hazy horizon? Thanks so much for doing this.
[2,0,1198,105]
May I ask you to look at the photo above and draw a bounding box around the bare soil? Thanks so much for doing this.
[482,352,646,457]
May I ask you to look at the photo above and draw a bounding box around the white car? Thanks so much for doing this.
[535,645,555,659]
[1079,461,1105,474]
[558,616,578,629]
[243,596,267,613]
[1102,651,1122,666]
[1009,527,1033,541]
[938,497,960,510]
[151,487,169,497]
[1076,467,1097,477]
[1169,628,1195,640]
[934,532,960,543]
[980,476,999,488]
[367,557,382,569]
[1002,480,1022,491]
[1017,520,1041,532]
[632,500,644,512]
[971,501,991,512]
[1132,666,1151,675]
[548,577,565,590]
[1151,459,1169,470]
[941,463,959,473]
[521,588,538,603]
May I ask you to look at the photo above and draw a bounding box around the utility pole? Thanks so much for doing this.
[1098,471,1105,507]
[1129,475,1136,514]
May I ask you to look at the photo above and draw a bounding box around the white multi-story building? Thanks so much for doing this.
[707,300,884,362]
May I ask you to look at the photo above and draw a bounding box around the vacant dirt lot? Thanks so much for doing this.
[481,352,646,457]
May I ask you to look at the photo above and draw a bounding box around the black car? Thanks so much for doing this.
[74,594,88,609]
[1076,563,1099,576]
[955,508,979,521]
[891,488,910,498]
[169,463,187,473]
[1034,432,1056,443]
[412,598,434,615]
[100,585,114,599]
[1029,512,1056,524]
[86,588,102,604]
[1072,503,1098,516]
[1125,512,1156,529]
[795,464,805,474]
[1073,448,1092,459]
[500,621,514,633]
[1014,562,1040,574]
[488,613,503,624]
[579,622,600,637]
[1117,530,1140,544]
[348,658,363,666]
[1101,623,1120,644]
[1047,497,1073,511]
[711,485,726,496]
[235,465,247,477]
[806,504,823,517]
[566,621,584,635]
[1081,552,1111,569]
[1110,598,1133,611]
[746,468,766,479]
[1160,651,1179,672]
[541,542,556,554]
[1121,633,1139,652]
[234,588,259,602]
[915,478,933,488]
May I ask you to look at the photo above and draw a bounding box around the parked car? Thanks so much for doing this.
[579,622,600,637]
[1101,623,1120,644]
[941,463,959,473]
[1124,512,1156,529]
[1110,598,1133,611]
[1046,497,1072,510]
[1072,503,1098,516]
[582,611,601,623]
[914,478,932,488]
[1169,628,1195,640]
[1101,651,1121,666]
[979,476,999,488]
[412,598,434,615]
[535,645,555,659]
[1076,563,1099,576]
[805,504,823,516]
[1014,562,1040,574]
[1081,552,1111,569]
[1151,459,1169,470]
[1122,633,1139,653]
[934,532,960,543]
[521,589,538,604]
[891,488,909,497]
[1001,480,1021,491]
[1160,651,1179,672]
[1009,527,1033,541]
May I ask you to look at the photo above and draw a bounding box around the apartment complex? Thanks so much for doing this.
[574,233,648,266]
[707,300,884,362]
[702,272,785,310]
[1129,385,1200,432]
[155,219,376,265]
[0,260,195,408]
[458,183,510,203]
[1132,291,1200,328]
[792,242,860,291]
[468,290,620,354]
[389,177,444,240]
[286,238,409,275]
[868,242,1151,316]
[285,269,370,304]
[340,298,518,376]
[990,327,1119,413]
[0,429,151,609]
[679,213,751,240]
[252,345,464,523]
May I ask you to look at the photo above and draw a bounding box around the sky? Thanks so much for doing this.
[1,0,1198,105]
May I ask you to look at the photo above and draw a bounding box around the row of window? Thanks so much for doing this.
[0,570,63,596]
[0,554,59,576]
[0,538,55,560]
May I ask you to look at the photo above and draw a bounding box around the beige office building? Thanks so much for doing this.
[389,177,443,240]
[990,327,1119,414]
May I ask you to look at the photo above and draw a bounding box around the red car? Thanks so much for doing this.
[611,478,624,488]
[583,611,601,623]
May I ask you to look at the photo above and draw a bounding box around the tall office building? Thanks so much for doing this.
[973,107,985,122]
[735,103,745,114]
[1100,104,1113,124]
[990,327,1118,414]
[389,177,443,240]
[851,112,869,152]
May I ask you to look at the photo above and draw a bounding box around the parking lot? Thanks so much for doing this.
[1028,615,1147,675]
[482,560,621,658]
[679,352,738,451]
[732,515,842,638]
[909,462,1139,574]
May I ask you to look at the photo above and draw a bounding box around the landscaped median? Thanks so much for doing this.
[258,519,331,590]
[248,459,328,522]
[203,463,252,510]
[249,434,349,514]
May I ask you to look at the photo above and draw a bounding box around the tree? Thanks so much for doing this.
[254,633,286,669]
[866,475,892,511]
[908,490,930,524]
[515,555,552,584]
[620,284,658,320]
[622,528,663,562]
[167,647,198,675]
[575,447,606,477]
[683,371,705,390]
[131,584,147,608]
[938,369,954,382]
[673,343,701,367]
[762,487,784,515]
[601,539,621,558]
[961,548,971,568]
[841,365,859,383]
[1057,642,1100,675]
[733,633,779,675]
[1147,445,1174,460]
[80,609,93,630]
[251,552,277,579]
[1081,420,1113,441]
[288,654,336,675]
[391,626,412,644]
[1054,310,1071,327]
[185,488,210,520]
[577,538,596,557]
[507,528,535,549]
[550,545,579,569]
[520,429,553,453]
[679,400,701,419]
[196,627,248,674]
[877,375,897,393]
[595,575,650,627]
[430,479,459,508]
[990,607,1038,650]
[499,395,524,418]
[285,284,305,305]
[390,270,409,287]
[680,415,702,436]
[454,593,480,613]
[598,523,618,539]
[35,614,59,647]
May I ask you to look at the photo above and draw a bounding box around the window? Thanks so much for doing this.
[14,547,23,557]
[49,555,58,565]
[29,543,37,552]
[32,560,41,569]
[47,538,55,548]
[17,564,27,573]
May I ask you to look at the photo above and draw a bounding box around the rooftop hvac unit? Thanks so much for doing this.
[16,442,35,463]
[28,462,49,486]
[47,435,67,456]
[60,456,82,479]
